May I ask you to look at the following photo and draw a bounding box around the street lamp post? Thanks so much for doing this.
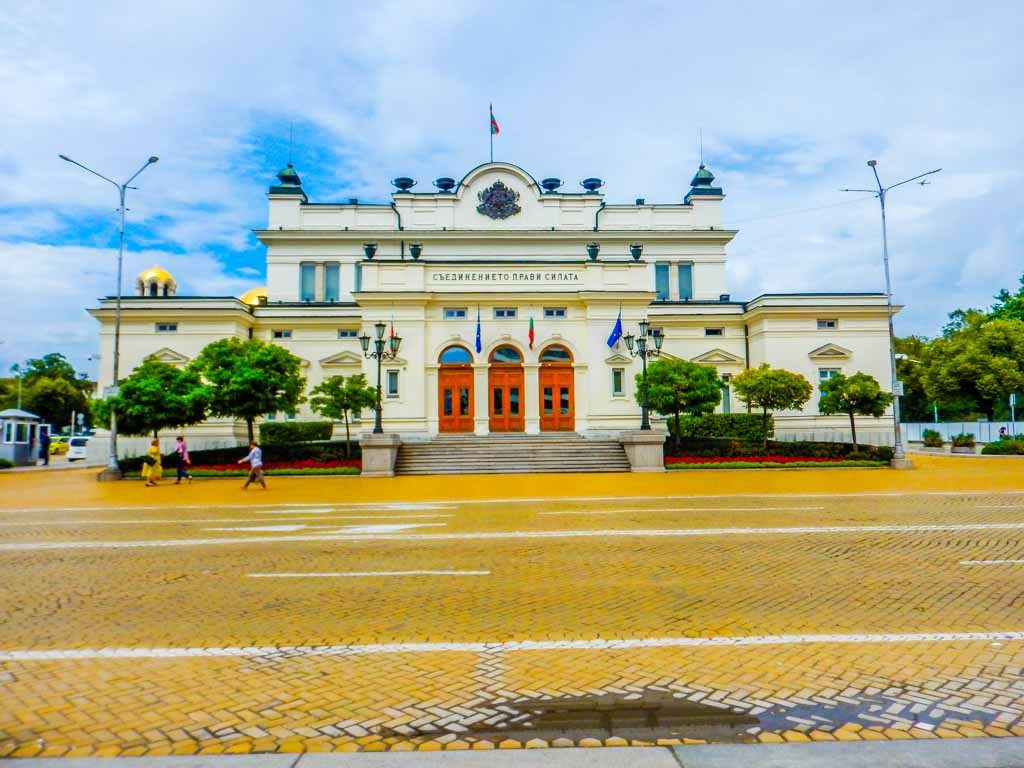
[622,318,663,430]
[360,321,402,434]
[59,153,159,478]
[842,161,941,462]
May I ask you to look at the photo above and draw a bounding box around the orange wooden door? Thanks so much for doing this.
[438,367,474,432]
[539,366,575,431]
[488,365,525,432]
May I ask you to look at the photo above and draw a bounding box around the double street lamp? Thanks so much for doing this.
[59,153,159,477]
[360,321,402,434]
[623,318,663,430]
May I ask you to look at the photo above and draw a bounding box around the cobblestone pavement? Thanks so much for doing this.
[1,456,1023,757]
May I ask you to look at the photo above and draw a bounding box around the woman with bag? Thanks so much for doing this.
[142,439,162,487]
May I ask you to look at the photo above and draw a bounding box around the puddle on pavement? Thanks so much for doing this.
[376,690,760,742]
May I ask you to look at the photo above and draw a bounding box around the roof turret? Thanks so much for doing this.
[269,163,307,200]
[684,163,724,203]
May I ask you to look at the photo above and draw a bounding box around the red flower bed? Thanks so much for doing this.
[665,455,852,465]
[192,459,361,471]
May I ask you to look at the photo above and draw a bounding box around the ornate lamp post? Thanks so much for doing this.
[622,318,663,430]
[360,321,402,434]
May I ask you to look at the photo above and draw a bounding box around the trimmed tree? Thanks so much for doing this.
[818,371,894,449]
[732,364,813,448]
[189,338,306,443]
[91,358,208,438]
[308,374,377,457]
[634,358,721,452]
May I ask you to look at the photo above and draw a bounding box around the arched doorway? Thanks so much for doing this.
[539,345,575,432]
[438,345,474,433]
[488,345,524,432]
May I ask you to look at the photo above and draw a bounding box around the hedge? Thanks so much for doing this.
[259,421,334,444]
[981,439,1024,455]
[119,439,362,473]
[675,413,774,442]
[668,460,886,470]
[0,458,13,469]
[669,437,894,462]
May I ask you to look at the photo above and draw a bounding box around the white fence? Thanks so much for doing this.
[902,422,1019,444]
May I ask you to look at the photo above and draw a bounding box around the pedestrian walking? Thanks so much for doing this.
[39,430,51,466]
[142,439,162,487]
[174,436,192,484]
[238,441,266,490]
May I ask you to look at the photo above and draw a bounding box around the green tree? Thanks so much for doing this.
[989,273,1024,322]
[23,377,90,430]
[635,359,721,452]
[732,364,813,448]
[22,353,78,387]
[817,371,894,449]
[190,338,306,443]
[923,318,1024,421]
[308,374,377,457]
[91,358,208,438]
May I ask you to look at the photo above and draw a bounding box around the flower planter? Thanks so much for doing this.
[951,446,976,454]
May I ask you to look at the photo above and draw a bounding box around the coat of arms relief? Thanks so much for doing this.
[477,180,521,219]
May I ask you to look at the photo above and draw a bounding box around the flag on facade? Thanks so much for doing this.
[475,307,482,354]
[606,307,623,348]
[490,106,500,135]
[528,316,535,349]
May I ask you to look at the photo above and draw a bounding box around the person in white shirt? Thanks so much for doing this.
[238,441,266,490]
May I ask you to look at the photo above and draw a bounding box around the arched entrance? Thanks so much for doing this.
[488,345,525,432]
[539,345,575,432]
[438,345,474,433]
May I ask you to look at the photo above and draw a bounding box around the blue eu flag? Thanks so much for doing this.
[606,308,623,348]
[475,307,482,354]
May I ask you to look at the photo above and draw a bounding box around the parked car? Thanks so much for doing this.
[49,436,70,455]
[66,436,89,461]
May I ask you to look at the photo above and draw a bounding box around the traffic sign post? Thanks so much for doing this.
[1012,393,1017,437]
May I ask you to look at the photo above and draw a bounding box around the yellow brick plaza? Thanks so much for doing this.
[2,457,1024,756]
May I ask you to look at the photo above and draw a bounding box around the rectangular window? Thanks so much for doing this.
[817,318,838,330]
[299,263,316,302]
[819,368,840,396]
[272,329,292,339]
[16,423,29,443]
[324,263,340,302]
[704,327,724,337]
[444,307,468,319]
[386,370,399,398]
[337,328,358,339]
[543,386,553,414]
[544,307,566,319]
[612,368,625,397]
[265,412,276,422]
[285,412,296,421]
[678,263,693,301]
[3,422,12,443]
[721,385,731,413]
[494,307,517,319]
[155,323,177,333]
[650,327,663,337]
[655,263,670,301]
[354,262,362,293]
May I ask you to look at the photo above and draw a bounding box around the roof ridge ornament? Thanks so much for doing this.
[477,179,521,219]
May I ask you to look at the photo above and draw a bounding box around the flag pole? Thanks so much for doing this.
[489,103,493,163]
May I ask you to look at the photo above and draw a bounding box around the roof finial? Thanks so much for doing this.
[288,121,294,166]
[699,128,703,167]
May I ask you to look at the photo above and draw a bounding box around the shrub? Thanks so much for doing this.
[922,429,944,448]
[675,413,774,442]
[119,439,361,473]
[981,439,1024,455]
[0,458,13,469]
[259,421,334,444]
[951,432,975,448]
[669,437,893,462]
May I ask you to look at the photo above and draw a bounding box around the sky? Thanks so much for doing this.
[1,1,1022,376]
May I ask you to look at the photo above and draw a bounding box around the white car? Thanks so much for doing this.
[66,436,89,461]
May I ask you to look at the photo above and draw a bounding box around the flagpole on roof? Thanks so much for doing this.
[489,103,493,163]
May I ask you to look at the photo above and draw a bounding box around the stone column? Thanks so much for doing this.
[472,363,489,435]
[524,363,540,435]
[573,362,589,434]
[359,432,402,477]
[620,430,666,472]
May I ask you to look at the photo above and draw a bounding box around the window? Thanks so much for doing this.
[155,323,177,333]
[149,283,158,297]
[540,345,572,363]
[3,423,12,443]
[324,263,340,302]
[612,368,625,397]
[490,346,522,363]
[299,263,316,302]
[440,346,473,364]
[444,307,467,319]
[337,329,358,338]
[721,384,731,413]
[265,412,276,422]
[272,329,292,339]
[544,307,566,318]
[817,318,838,330]
[386,369,399,398]
[285,412,296,421]
[650,327,664,337]
[678,263,693,301]
[494,307,517,319]
[704,327,724,337]
[354,262,362,293]
[655,263,670,301]
[819,368,840,396]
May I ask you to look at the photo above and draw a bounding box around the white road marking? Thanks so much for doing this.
[247,570,491,578]
[204,522,444,534]
[3,631,1023,661]
[206,524,310,532]
[0,514,455,526]
[5,522,1024,552]
[960,559,1024,566]
[541,506,825,516]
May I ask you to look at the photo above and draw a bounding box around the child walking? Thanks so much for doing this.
[238,441,266,490]
[174,436,192,484]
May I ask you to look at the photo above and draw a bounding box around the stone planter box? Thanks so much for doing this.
[920,446,945,453]
[950,446,976,454]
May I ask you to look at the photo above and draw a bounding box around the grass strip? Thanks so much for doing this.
[666,460,886,470]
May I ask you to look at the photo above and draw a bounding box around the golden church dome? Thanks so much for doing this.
[138,266,175,284]
[239,286,268,306]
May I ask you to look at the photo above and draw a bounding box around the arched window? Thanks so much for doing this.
[439,346,473,364]
[162,284,170,297]
[490,346,522,363]
[149,282,158,297]
[540,345,573,363]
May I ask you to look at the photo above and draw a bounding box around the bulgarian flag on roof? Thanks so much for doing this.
[528,316,535,349]
[490,105,500,135]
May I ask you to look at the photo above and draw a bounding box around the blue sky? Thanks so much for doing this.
[1,1,1022,375]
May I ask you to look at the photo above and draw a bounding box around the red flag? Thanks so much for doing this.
[490,108,500,135]
[528,316,534,349]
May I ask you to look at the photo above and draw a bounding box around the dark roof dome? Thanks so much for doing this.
[690,164,715,187]
[276,163,302,187]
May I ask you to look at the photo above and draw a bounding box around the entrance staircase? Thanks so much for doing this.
[394,433,631,476]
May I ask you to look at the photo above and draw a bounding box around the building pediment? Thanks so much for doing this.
[319,351,364,368]
[148,348,190,366]
[692,348,744,365]
[604,352,634,365]
[808,343,852,361]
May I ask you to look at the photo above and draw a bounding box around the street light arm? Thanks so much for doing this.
[124,157,159,187]
[885,168,942,192]
[59,154,121,190]
[839,188,877,194]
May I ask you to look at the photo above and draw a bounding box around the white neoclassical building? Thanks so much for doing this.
[89,160,896,457]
